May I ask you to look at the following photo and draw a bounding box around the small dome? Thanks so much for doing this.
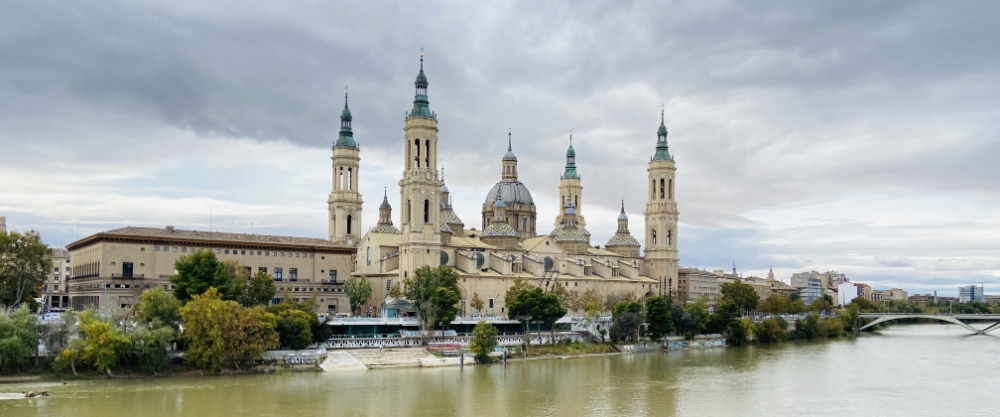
[564,201,576,215]
[618,211,628,221]
[341,105,352,120]
[440,183,449,192]
[484,181,534,206]
[503,149,517,161]
[494,196,506,208]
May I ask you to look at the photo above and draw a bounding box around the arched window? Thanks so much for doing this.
[347,215,353,235]
[424,140,430,167]
[574,195,578,208]
[348,168,353,191]
[660,179,665,199]
[406,199,411,223]
[424,199,430,223]
[651,181,655,199]
[667,229,672,246]
[366,246,371,266]
[668,179,673,200]
[522,218,527,231]
[414,139,421,168]
[652,230,657,246]
[338,167,344,191]
[544,256,554,271]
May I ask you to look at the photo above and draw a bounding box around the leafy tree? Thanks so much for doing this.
[810,296,833,313]
[170,251,243,303]
[129,322,176,374]
[135,287,181,330]
[610,312,641,344]
[613,300,643,318]
[822,294,835,306]
[535,291,567,342]
[504,277,536,310]
[274,308,313,350]
[684,297,710,335]
[756,316,788,343]
[470,293,485,315]
[788,292,801,302]
[508,287,543,344]
[579,288,603,314]
[343,276,373,316]
[244,271,276,307]
[180,288,279,371]
[77,310,131,376]
[405,266,461,333]
[0,230,51,308]
[549,283,576,311]
[760,294,789,314]
[788,299,807,314]
[720,281,760,314]
[726,317,755,346]
[644,296,673,341]
[268,299,331,345]
[39,309,77,359]
[469,320,498,364]
[0,306,38,374]
[430,287,461,329]
[604,291,636,313]
[388,282,405,299]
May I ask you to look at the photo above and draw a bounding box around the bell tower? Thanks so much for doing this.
[555,133,585,228]
[398,51,442,280]
[644,108,679,297]
[328,88,363,245]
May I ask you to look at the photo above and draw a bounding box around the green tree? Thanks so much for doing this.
[508,287,543,344]
[549,283,576,311]
[405,266,461,333]
[0,306,38,374]
[610,312,642,343]
[756,316,788,343]
[268,299,331,346]
[244,270,277,307]
[604,291,636,313]
[535,291,568,342]
[504,277,536,310]
[470,293,485,315]
[77,310,131,376]
[129,322,176,374]
[810,296,833,313]
[760,294,789,314]
[39,309,77,360]
[343,276,373,316]
[613,300,643,318]
[727,317,755,346]
[0,230,52,308]
[684,297,710,335]
[429,287,461,330]
[135,287,181,330]
[720,281,760,314]
[388,283,405,299]
[469,320,498,364]
[274,308,313,350]
[644,296,673,341]
[170,251,243,303]
[180,288,279,371]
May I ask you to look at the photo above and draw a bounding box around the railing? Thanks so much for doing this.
[111,273,145,278]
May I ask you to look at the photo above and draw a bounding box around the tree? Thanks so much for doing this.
[508,287,543,344]
[720,281,760,314]
[610,312,642,344]
[470,293,485,315]
[788,292,801,302]
[469,320,498,364]
[430,287,460,329]
[77,310,131,375]
[644,296,673,341]
[274,308,313,350]
[180,288,279,371]
[535,291,568,343]
[405,266,461,334]
[39,309,77,361]
[760,294,789,315]
[0,306,38,374]
[170,251,243,303]
[684,297,710,336]
[244,271,277,307]
[0,230,51,309]
[135,287,181,330]
[505,277,536,310]
[388,283,405,299]
[343,276,373,317]
[613,300,643,318]
[727,318,755,346]
[604,291,636,313]
[269,299,331,345]
[549,283,575,311]
[810,296,833,313]
[756,316,788,343]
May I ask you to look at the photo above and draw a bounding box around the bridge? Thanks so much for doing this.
[858,313,1000,335]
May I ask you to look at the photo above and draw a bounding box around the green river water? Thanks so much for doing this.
[1,324,997,417]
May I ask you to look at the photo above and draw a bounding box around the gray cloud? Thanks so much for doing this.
[2,0,998,295]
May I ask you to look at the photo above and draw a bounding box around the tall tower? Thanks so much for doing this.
[644,108,680,297]
[328,89,363,245]
[555,133,585,228]
[398,51,442,279]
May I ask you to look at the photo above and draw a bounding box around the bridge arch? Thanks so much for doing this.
[859,314,982,334]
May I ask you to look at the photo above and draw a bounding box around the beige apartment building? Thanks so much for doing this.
[677,267,719,306]
[44,248,72,309]
[65,226,354,314]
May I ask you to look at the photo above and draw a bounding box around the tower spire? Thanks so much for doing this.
[653,107,672,161]
[335,86,355,147]
[410,48,432,118]
[508,128,512,152]
[563,131,579,179]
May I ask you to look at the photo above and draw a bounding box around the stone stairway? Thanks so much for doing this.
[345,347,437,369]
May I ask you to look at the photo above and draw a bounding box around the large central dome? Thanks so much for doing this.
[484,181,534,206]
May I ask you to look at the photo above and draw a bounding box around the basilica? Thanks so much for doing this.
[333,54,681,314]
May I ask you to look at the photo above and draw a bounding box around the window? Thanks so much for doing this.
[155,246,160,251]
[522,218,527,231]
[257,251,262,256]
[54,267,59,273]
[295,253,300,258]
[281,252,285,257]
[274,268,283,280]
[249,251,254,256]
[667,229,672,246]
[668,179,673,200]
[489,299,494,309]
[265,251,270,256]
[386,279,391,291]
[366,247,371,266]
[259,267,267,273]
[54,285,59,292]
[241,250,246,255]
[182,247,187,253]
[289,268,298,281]
[310,254,314,258]
[243,266,252,275]
[424,199,430,223]
[122,262,134,278]
[348,168,353,191]
[172,247,178,252]
[425,139,430,167]
[225,249,230,254]
[329,270,337,283]
[216,249,221,254]
[347,215,353,235]
[660,179,665,199]
[652,230,657,246]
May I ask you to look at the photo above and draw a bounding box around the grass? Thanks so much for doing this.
[525,341,617,358]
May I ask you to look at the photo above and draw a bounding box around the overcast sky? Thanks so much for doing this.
[1,1,998,295]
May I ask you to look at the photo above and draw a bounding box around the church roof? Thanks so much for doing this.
[484,180,534,206]
[606,234,640,247]
[482,221,518,237]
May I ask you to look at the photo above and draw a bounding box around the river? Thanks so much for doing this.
[2,324,997,417]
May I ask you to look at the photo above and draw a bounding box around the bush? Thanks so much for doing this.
[756,317,788,343]
[470,321,499,364]
[0,307,38,374]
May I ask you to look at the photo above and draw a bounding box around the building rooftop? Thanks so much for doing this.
[68,226,353,250]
